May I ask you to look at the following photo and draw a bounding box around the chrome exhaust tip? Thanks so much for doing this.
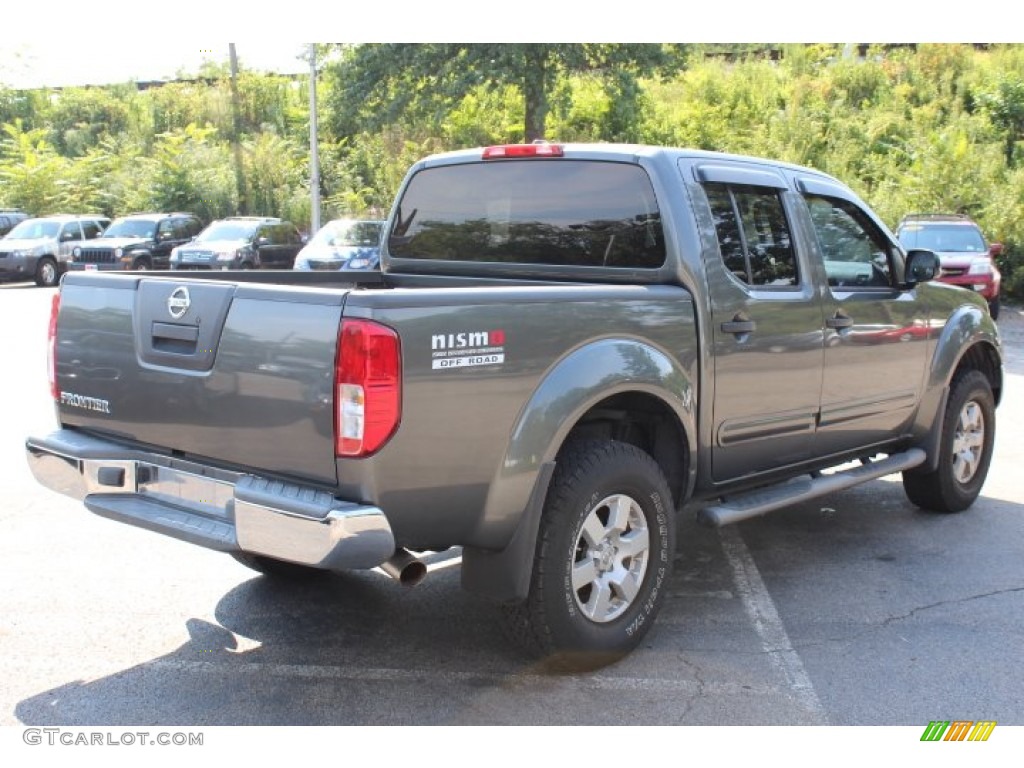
[380,548,427,587]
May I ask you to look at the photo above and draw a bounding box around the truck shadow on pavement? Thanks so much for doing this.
[14,555,559,726]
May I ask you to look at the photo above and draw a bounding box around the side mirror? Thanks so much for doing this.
[905,249,941,286]
[989,242,1003,258]
[257,236,270,245]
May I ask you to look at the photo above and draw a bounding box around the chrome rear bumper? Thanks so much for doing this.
[25,429,395,571]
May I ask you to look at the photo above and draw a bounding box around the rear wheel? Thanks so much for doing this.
[34,257,59,287]
[501,439,675,670]
[903,370,995,513]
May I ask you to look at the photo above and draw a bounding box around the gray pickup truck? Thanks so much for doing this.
[26,143,1002,669]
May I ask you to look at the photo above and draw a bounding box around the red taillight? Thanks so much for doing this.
[335,319,401,457]
[482,143,564,159]
[48,293,60,400]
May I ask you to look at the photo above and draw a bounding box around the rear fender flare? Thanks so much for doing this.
[462,338,695,601]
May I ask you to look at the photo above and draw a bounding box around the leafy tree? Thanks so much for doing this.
[325,127,437,217]
[976,77,1024,166]
[46,86,130,156]
[243,132,304,218]
[122,124,236,222]
[324,43,687,143]
[0,120,69,214]
[0,87,49,132]
[148,82,213,137]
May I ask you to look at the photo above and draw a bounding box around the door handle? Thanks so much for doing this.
[826,312,854,330]
[721,317,756,335]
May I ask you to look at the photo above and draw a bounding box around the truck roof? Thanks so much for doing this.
[418,142,844,185]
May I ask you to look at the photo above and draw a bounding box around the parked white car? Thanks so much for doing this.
[0,214,109,286]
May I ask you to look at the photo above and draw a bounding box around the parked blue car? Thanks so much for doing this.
[293,218,385,271]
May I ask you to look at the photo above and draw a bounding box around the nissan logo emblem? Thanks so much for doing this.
[168,286,191,320]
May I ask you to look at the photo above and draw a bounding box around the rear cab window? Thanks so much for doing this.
[388,159,666,269]
[704,182,799,288]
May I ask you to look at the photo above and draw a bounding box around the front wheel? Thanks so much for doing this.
[501,439,675,670]
[34,257,59,287]
[903,370,995,513]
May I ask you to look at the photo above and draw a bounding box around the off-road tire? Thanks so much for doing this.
[903,370,995,513]
[501,439,675,671]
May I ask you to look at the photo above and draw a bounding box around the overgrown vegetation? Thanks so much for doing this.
[2,43,1023,296]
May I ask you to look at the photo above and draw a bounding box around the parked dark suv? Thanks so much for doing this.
[0,214,109,286]
[169,217,304,270]
[895,213,1002,319]
[0,209,29,237]
[67,212,203,272]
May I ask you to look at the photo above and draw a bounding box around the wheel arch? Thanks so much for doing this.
[912,304,1002,473]
[129,249,153,268]
[952,340,1002,406]
[928,304,1002,402]
[555,390,691,506]
[462,338,695,602]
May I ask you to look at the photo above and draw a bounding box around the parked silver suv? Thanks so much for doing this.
[0,214,110,286]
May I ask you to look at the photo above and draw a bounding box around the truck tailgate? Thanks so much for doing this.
[54,273,345,485]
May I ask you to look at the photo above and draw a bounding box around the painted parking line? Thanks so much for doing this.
[718,526,828,724]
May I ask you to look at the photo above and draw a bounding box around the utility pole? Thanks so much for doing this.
[228,44,247,215]
[308,44,321,235]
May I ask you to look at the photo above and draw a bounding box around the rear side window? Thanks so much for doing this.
[275,224,301,245]
[157,220,175,239]
[705,182,799,287]
[60,222,83,241]
[389,160,665,268]
[81,220,104,239]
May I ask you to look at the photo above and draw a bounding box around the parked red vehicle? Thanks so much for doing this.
[895,214,1002,319]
